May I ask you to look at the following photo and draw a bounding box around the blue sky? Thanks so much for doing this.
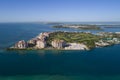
[0,0,120,22]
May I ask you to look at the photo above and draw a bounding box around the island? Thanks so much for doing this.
[7,31,120,50]
[52,24,120,30]
[52,24,102,30]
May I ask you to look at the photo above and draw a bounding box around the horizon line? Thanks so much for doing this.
[0,21,120,23]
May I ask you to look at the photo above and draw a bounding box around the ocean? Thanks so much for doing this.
[0,22,120,80]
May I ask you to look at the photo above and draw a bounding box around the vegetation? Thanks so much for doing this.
[46,31,100,48]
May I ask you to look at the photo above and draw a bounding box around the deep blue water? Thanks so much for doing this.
[0,22,120,80]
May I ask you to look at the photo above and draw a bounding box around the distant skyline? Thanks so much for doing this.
[0,0,120,22]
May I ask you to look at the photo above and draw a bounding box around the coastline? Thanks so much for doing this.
[7,31,120,51]
[6,45,113,51]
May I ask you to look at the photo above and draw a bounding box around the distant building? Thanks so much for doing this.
[14,40,28,49]
[35,39,46,49]
[115,32,120,34]
[37,32,50,41]
[27,38,37,45]
[28,32,50,48]
[65,43,88,50]
[51,39,66,49]
[95,40,110,47]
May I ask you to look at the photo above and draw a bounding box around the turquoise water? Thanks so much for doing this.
[0,22,120,80]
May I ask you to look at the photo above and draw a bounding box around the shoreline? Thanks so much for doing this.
[6,44,119,51]
[7,31,120,51]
